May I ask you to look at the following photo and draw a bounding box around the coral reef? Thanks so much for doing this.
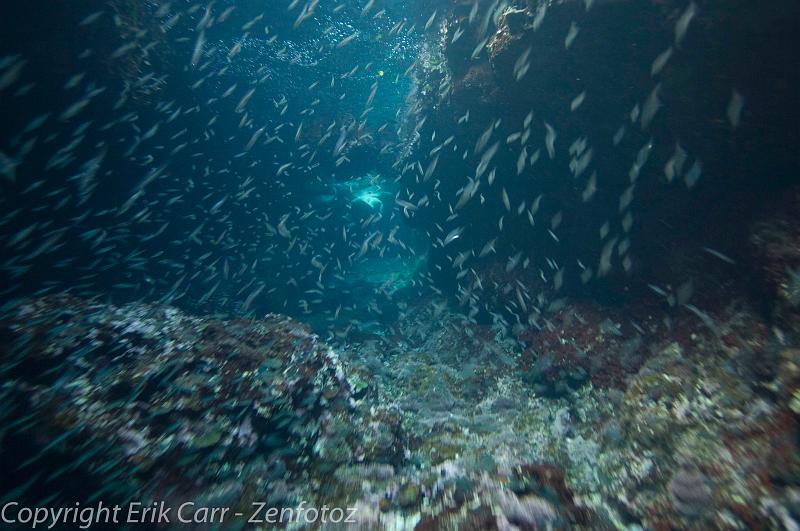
[2,275,800,529]
[0,295,353,513]
[2,189,800,531]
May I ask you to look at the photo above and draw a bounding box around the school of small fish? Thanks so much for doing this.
[0,0,744,345]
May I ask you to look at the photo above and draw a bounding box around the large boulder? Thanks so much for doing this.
[0,295,353,514]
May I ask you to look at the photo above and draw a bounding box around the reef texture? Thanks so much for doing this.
[2,248,800,530]
[0,295,354,518]
[321,289,799,530]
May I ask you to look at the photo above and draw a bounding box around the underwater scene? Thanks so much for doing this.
[1,0,799,529]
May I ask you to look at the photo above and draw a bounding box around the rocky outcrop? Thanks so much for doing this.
[0,295,601,528]
[406,0,800,322]
[0,295,353,515]
[2,292,799,529]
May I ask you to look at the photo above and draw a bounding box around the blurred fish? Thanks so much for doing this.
[443,227,463,246]
[640,84,661,129]
[0,152,19,181]
[675,2,697,46]
[727,90,744,128]
[565,22,579,49]
[650,47,673,77]
[684,161,702,188]
[337,32,359,49]
[479,238,497,258]
[425,10,437,30]
[79,11,105,26]
[513,47,531,80]
[702,247,735,265]
[544,122,556,159]
[570,91,586,111]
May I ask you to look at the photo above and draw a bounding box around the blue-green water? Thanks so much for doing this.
[1,0,799,529]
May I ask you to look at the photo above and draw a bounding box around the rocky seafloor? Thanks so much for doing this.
[2,192,800,531]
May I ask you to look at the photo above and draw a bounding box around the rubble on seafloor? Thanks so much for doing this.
[2,265,800,530]
[331,289,800,530]
[2,188,800,528]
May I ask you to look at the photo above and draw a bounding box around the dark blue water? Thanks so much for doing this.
[1,0,799,529]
